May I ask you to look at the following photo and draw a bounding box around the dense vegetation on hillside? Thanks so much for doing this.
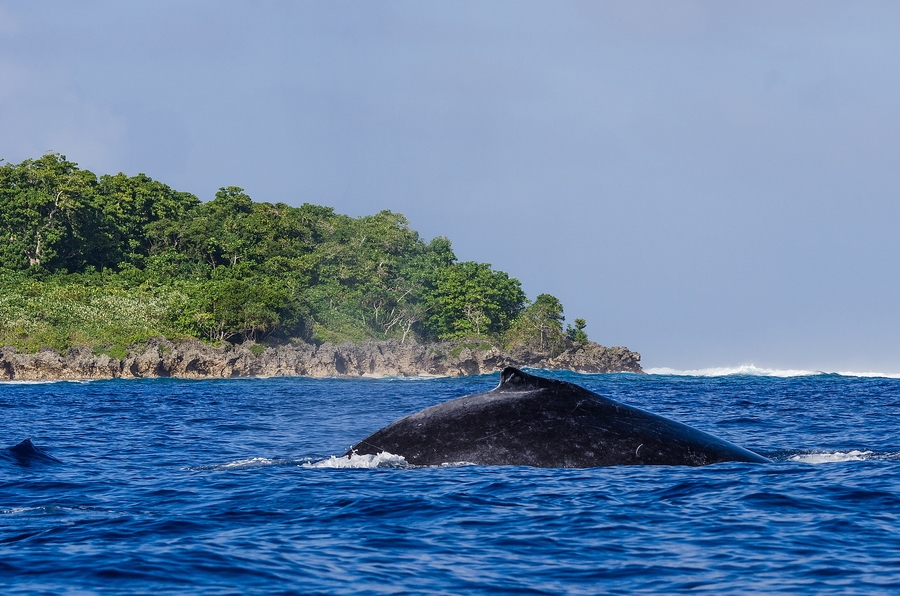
[0,153,589,354]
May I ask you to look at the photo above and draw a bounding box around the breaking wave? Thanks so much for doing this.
[302,452,410,469]
[187,452,479,471]
[646,365,900,379]
[789,450,874,464]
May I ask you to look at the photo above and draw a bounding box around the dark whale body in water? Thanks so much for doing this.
[346,367,769,467]
[2,439,62,466]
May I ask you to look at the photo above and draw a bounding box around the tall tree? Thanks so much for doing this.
[511,293,566,352]
[423,261,526,339]
[96,172,199,264]
[0,153,101,271]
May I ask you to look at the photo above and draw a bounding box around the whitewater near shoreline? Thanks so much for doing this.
[645,364,900,379]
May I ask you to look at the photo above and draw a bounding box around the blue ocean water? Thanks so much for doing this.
[2,370,900,595]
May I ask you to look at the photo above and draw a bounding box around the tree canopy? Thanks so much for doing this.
[0,153,590,352]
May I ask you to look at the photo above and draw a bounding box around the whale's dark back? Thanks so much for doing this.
[2,439,62,466]
[346,367,769,467]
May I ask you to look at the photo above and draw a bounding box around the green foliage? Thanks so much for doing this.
[0,153,580,353]
[96,171,199,265]
[0,272,189,353]
[0,154,199,273]
[179,279,288,342]
[423,261,526,339]
[505,293,567,354]
[93,344,129,360]
[567,318,589,344]
[0,153,101,271]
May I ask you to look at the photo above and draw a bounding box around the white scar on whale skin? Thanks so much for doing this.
[635,444,643,457]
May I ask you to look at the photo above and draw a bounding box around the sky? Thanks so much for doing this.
[1,1,898,372]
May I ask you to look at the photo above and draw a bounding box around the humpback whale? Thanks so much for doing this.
[2,439,62,466]
[346,367,769,467]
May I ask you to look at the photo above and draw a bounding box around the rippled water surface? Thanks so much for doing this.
[2,371,900,594]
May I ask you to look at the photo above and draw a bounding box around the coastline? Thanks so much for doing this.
[0,338,642,381]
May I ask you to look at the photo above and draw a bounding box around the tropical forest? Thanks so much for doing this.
[0,153,589,357]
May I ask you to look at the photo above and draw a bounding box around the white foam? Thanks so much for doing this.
[185,457,294,471]
[0,505,111,516]
[646,365,900,379]
[789,450,873,464]
[187,452,473,471]
[186,452,413,471]
[833,370,900,379]
[303,452,410,469]
[0,379,96,385]
[313,374,451,381]
[647,365,819,377]
[1,507,33,514]
[219,457,284,469]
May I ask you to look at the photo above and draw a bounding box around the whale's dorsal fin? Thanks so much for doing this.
[7,438,62,464]
[498,367,550,391]
[9,438,39,456]
[497,367,596,397]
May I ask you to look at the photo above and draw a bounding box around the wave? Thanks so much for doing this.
[0,505,122,518]
[790,450,872,464]
[303,452,411,469]
[832,370,900,379]
[188,452,480,471]
[304,453,480,468]
[646,365,900,379]
[0,379,96,385]
[185,452,411,471]
[185,457,299,471]
[784,450,900,464]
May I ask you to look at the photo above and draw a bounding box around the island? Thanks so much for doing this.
[0,153,641,380]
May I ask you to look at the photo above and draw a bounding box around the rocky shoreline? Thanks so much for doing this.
[0,339,642,381]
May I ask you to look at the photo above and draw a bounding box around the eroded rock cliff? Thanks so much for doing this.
[0,339,642,381]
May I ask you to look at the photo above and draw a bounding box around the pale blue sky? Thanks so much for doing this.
[2,1,898,371]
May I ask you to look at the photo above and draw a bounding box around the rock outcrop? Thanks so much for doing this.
[0,339,642,381]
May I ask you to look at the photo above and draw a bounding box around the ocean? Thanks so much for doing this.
[2,370,899,594]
